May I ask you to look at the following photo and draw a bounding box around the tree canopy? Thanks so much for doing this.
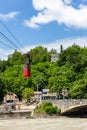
[0,44,87,101]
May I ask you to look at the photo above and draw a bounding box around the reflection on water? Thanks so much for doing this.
[0,117,87,130]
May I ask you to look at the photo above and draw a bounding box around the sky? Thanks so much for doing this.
[0,0,87,60]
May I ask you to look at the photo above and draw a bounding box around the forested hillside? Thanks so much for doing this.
[0,44,87,101]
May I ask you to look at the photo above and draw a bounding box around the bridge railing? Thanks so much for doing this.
[48,99,87,112]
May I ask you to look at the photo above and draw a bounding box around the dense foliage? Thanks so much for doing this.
[22,88,34,102]
[34,101,61,115]
[0,44,87,101]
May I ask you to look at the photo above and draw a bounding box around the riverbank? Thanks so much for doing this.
[0,102,37,119]
[0,110,33,119]
[0,110,61,119]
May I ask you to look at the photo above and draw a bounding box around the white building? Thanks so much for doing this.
[51,54,59,62]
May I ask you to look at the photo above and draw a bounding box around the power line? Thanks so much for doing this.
[0,31,24,53]
[0,20,27,53]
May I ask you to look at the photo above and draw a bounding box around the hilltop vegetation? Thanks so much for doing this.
[0,44,87,101]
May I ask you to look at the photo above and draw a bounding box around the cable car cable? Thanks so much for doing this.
[0,31,24,53]
[0,40,15,50]
[0,20,31,78]
[0,20,26,53]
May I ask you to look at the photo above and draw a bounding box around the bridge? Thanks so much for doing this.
[50,99,87,117]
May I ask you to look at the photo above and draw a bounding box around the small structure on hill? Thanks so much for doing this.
[42,92,57,100]
[3,92,19,103]
[51,54,59,62]
[32,89,58,101]
[33,91,42,102]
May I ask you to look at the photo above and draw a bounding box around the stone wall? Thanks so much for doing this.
[0,103,32,119]
[0,103,16,112]
[0,111,32,119]
[49,99,87,112]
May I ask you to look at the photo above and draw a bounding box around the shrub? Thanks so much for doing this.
[42,102,53,109]
[34,107,45,114]
[57,108,61,114]
[44,105,57,115]
[42,101,61,115]
[34,101,61,115]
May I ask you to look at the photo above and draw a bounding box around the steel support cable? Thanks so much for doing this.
[0,31,24,53]
[0,40,14,50]
[0,20,27,53]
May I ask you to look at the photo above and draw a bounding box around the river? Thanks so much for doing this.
[0,117,87,130]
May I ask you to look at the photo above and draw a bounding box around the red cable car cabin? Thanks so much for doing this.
[24,63,30,78]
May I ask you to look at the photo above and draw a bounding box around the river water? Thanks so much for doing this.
[0,117,87,130]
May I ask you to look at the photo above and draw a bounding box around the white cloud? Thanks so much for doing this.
[42,37,87,53]
[63,0,72,5]
[24,36,87,53]
[0,48,14,60]
[0,36,87,60]
[0,12,19,21]
[23,0,87,29]
[24,18,39,28]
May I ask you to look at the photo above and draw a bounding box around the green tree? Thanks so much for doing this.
[42,101,61,114]
[8,50,23,66]
[22,88,34,102]
[49,49,57,54]
[0,77,5,102]
[30,46,50,64]
[71,79,87,99]
[58,44,81,72]
[1,44,87,100]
